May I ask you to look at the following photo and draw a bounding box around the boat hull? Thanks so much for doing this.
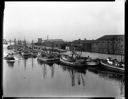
[60,57,86,68]
[21,52,32,58]
[4,56,15,60]
[7,59,15,63]
[100,60,124,73]
[37,56,59,63]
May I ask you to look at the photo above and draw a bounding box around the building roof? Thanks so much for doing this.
[96,35,124,41]
[44,39,64,42]
[72,39,94,44]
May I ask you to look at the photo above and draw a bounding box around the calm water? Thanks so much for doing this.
[3,45,125,97]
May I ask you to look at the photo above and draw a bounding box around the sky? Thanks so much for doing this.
[3,1,124,42]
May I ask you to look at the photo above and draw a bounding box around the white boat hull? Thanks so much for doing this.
[60,57,85,67]
[7,60,15,63]
[100,60,124,73]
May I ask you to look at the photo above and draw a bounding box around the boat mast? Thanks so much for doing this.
[32,40,34,52]
[24,38,27,50]
[51,42,54,55]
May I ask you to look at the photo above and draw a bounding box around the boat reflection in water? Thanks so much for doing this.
[7,61,15,68]
[37,59,55,78]
[23,58,28,70]
[49,64,55,78]
[87,66,124,82]
[87,66,125,97]
[59,64,87,87]
[37,59,54,66]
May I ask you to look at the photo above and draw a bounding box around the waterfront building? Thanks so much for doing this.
[43,39,64,48]
[32,39,65,51]
[71,39,93,52]
[71,35,124,55]
[91,35,124,55]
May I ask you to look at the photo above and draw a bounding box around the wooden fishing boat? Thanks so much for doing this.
[4,53,15,63]
[21,50,32,58]
[100,58,125,73]
[14,49,22,55]
[37,56,56,62]
[31,51,38,58]
[37,39,60,63]
[7,45,13,50]
[59,54,86,68]
[37,52,59,63]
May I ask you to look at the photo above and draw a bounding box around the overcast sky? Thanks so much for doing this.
[4,1,124,42]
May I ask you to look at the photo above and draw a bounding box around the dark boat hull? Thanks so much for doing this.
[4,56,15,60]
[21,52,32,58]
[7,60,15,63]
[37,59,54,66]
[5,57,15,63]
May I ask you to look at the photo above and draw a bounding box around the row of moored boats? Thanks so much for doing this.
[4,47,125,73]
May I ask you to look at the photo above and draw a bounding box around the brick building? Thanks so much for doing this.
[71,39,93,52]
[43,39,64,48]
[91,35,124,55]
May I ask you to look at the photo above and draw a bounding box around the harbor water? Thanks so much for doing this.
[3,45,125,97]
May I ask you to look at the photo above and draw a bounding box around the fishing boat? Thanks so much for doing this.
[31,51,38,58]
[21,50,32,58]
[14,48,22,55]
[21,39,32,58]
[37,38,60,63]
[59,45,92,68]
[83,57,100,66]
[4,53,15,63]
[7,45,13,50]
[17,50,22,55]
[37,52,59,63]
[100,58,125,73]
[30,40,38,58]
[59,54,86,68]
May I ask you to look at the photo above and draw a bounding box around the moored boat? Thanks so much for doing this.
[7,45,14,50]
[59,54,86,68]
[21,50,32,58]
[4,53,15,63]
[37,52,59,63]
[100,58,125,73]
[31,51,38,58]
